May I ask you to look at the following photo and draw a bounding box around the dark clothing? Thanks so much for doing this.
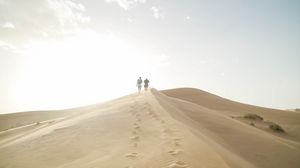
[137,78,143,93]
[144,79,149,89]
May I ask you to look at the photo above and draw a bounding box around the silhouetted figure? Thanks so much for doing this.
[144,78,149,91]
[136,77,143,93]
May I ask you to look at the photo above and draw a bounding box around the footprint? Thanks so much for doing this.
[152,115,159,120]
[151,112,157,117]
[168,161,188,168]
[167,150,181,156]
[133,142,138,148]
[173,141,181,146]
[161,128,171,133]
[172,137,182,141]
[131,135,140,141]
[125,152,138,158]
[134,125,140,130]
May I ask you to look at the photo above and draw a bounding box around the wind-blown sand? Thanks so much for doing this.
[0,88,299,168]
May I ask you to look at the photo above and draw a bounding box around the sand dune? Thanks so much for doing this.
[0,88,299,168]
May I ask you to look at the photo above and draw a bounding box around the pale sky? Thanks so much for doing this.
[0,0,300,113]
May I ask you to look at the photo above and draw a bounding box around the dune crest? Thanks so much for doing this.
[0,88,299,168]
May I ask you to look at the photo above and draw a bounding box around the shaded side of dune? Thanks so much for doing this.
[153,88,300,168]
[162,88,300,140]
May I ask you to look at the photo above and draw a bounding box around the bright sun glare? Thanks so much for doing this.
[13,30,161,111]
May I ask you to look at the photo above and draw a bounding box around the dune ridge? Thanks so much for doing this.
[0,88,299,168]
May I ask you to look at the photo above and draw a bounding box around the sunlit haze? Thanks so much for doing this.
[1,0,300,113]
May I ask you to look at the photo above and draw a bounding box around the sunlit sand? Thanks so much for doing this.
[0,88,300,168]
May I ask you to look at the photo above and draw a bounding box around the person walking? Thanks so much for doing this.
[136,77,143,93]
[144,78,149,91]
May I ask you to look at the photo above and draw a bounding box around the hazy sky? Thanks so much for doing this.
[1,0,300,113]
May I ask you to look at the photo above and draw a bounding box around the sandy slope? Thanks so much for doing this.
[0,88,299,168]
[162,88,300,141]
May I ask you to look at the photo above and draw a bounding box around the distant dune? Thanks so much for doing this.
[287,108,300,112]
[0,88,299,168]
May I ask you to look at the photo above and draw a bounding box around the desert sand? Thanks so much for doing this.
[0,88,300,168]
